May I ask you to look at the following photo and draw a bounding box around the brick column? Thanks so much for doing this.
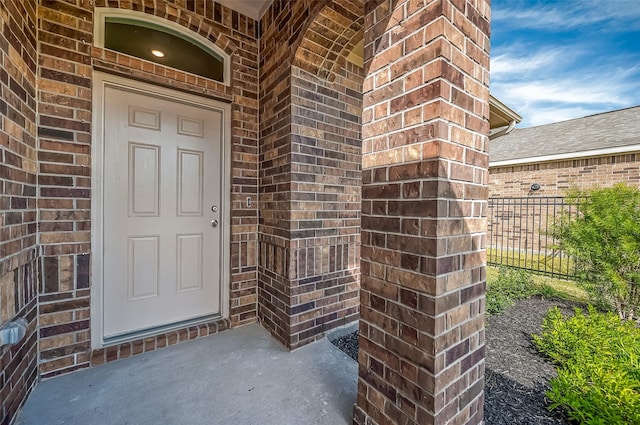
[259,0,365,349]
[355,0,490,424]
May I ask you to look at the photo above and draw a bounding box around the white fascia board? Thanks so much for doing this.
[489,95,522,124]
[490,144,640,168]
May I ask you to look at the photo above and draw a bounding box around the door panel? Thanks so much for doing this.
[128,142,160,216]
[103,86,222,339]
[177,149,204,216]
[177,234,203,292]
[128,236,160,300]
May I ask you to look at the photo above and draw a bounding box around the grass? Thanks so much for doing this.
[487,266,588,303]
[486,267,537,315]
[486,266,589,316]
[487,248,576,277]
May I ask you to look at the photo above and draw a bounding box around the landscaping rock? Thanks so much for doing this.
[485,297,574,424]
[331,331,359,361]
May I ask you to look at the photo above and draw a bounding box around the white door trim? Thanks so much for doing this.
[91,71,232,349]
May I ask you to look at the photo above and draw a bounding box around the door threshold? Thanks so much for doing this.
[103,314,223,347]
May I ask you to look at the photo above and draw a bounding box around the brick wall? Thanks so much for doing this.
[287,62,363,347]
[258,0,323,346]
[257,0,299,345]
[36,0,93,378]
[289,0,363,348]
[259,0,364,348]
[355,0,490,424]
[0,0,39,423]
[36,0,259,378]
[489,152,640,197]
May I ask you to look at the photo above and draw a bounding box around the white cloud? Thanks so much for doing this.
[491,53,556,78]
[493,0,640,31]
[490,40,640,127]
[492,69,640,127]
[491,48,573,77]
[502,79,633,106]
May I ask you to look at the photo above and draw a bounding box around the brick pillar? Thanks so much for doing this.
[259,0,365,349]
[355,0,490,424]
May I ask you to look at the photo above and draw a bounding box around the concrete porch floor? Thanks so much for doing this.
[14,323,358,425]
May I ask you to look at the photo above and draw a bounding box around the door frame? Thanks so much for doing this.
[91,71,232,349]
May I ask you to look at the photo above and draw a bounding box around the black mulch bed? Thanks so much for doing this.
[330,297,579,424]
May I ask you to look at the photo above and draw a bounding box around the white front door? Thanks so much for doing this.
[101,83,225,340]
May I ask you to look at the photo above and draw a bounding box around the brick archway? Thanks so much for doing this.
[293,1,364,81]
[258,0,369,350]
[274,0,366,349]
[260,0,491,423]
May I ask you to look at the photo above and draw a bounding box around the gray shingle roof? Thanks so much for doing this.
[489,106,640,163]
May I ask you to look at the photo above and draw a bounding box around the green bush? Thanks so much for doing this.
[486,267,537,315]
[551,184,640,321]
[533,306,640,424]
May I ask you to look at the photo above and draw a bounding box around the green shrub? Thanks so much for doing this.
[533,306,640,424]
[486,267,537,315]
[551,184,640,321]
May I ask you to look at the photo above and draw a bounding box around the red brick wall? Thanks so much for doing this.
[289,1,364,347]
[36,0,259,378]
[258,0,314,345]
[0,1,39,423]
[489,153,640,197]
[36,0,93,378]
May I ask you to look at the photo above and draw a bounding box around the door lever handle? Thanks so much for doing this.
[211,219,219,227]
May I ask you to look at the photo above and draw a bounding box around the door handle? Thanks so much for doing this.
[211,219,219,227]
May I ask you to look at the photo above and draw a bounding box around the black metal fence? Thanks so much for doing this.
[487,196,579,279]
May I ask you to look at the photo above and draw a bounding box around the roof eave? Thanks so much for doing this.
[489,144,640,167]
[489,95,522,129]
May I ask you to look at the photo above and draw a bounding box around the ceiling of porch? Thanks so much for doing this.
[216,0,273,20]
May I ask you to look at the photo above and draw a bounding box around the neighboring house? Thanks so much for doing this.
[488,106,640,276]
[0,1,495,425]
[490,106,640,197]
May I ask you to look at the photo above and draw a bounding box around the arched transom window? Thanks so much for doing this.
[94,9,230,85]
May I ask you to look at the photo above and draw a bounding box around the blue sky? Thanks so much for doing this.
[490,0,640,128]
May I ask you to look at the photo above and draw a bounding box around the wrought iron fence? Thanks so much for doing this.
[487,196,580,279]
